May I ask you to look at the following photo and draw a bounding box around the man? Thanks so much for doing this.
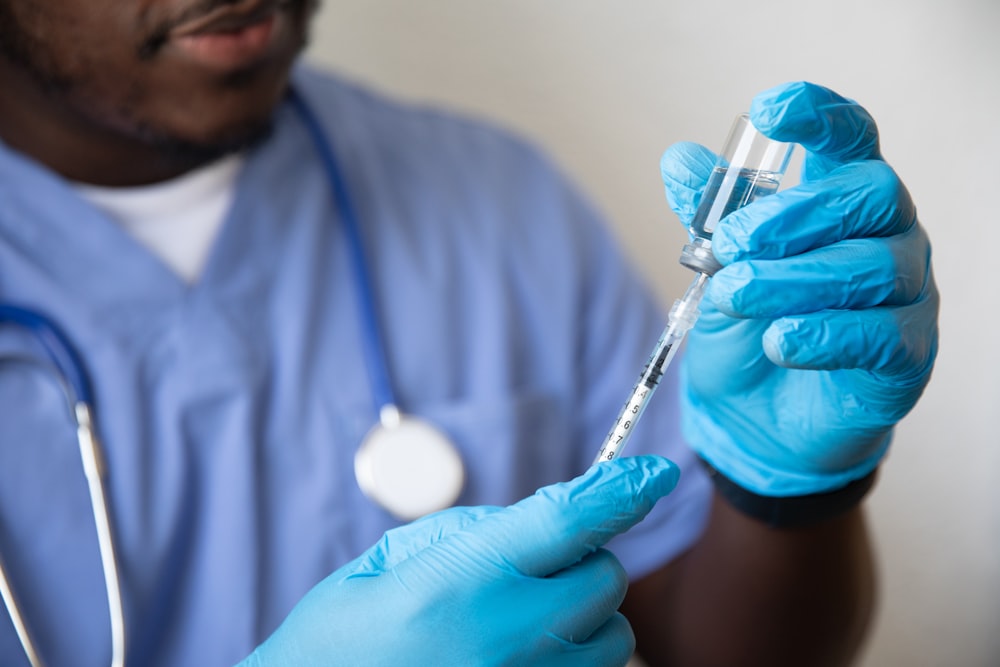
[0,0,938,665]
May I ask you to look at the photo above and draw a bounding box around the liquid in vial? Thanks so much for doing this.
[689,167,781,239]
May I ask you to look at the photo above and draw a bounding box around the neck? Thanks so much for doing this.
[0,61,219,187]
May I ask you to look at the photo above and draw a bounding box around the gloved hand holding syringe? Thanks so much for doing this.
[594,113,794,464]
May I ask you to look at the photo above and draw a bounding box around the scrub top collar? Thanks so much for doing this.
[0,95,314,337]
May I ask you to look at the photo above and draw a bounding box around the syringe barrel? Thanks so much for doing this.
[593,274,707,465]
[687,113,794,242]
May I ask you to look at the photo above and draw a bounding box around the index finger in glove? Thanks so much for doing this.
[750,81,881,180]
[712,159,917,265]
[450,455,680,578]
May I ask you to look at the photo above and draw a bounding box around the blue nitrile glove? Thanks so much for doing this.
[660,81,939,497]
[237,455,680,667]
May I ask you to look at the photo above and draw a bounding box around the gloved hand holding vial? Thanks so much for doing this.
[594,112,794,465]
[650,82,938,524]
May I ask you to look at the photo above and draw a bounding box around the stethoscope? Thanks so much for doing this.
[0,305,125,667]
[0,87,465,667]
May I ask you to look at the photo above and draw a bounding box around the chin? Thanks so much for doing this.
[135,59,293,160]
[143,110,277,164]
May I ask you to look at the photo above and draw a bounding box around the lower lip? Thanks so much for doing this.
[172,13,282,70]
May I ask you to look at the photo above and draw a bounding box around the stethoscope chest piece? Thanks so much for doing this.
[354,406,465,521]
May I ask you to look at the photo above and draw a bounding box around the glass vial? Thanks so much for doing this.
[680,113,794,275]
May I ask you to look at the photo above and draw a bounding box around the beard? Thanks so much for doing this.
[0,0,319,163]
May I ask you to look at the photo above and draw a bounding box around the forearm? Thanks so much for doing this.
[622,490,876,667]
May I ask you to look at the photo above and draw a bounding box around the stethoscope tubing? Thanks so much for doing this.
[0,305,93,405]
[0,556,43,667]
[287,88,466,519]
[286,89,398,415]
[0,307,125,667]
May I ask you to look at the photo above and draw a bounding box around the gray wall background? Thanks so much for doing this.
[307,2,999,665]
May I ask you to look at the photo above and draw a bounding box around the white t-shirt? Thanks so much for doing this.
[74,153,244,283]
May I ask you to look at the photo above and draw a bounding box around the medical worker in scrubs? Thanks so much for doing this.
[0,0,938,665]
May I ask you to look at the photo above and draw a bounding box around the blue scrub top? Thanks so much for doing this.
[0,66,710,666]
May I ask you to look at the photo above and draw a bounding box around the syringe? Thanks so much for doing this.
[593,272,708,463]
[593,113,794,465]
